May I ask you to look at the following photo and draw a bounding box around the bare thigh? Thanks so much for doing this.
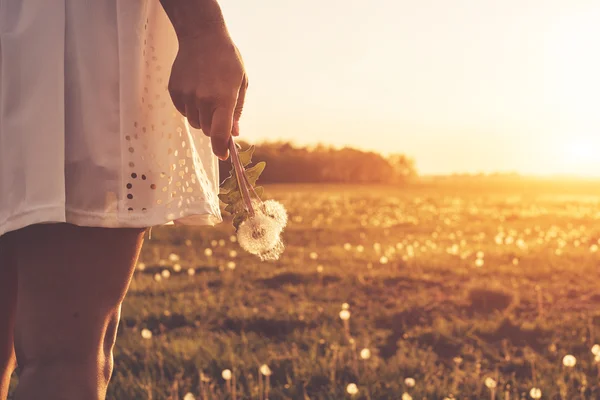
[11,223,146,398]
[0,233,18,398]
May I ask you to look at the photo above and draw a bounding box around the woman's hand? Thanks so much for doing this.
[160,0,247,160]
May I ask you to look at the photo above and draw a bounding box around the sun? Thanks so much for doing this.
[560,138,600,177]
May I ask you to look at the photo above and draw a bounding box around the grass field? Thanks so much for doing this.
[9,181,600,399]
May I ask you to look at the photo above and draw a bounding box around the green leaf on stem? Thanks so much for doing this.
[245,161,266,186]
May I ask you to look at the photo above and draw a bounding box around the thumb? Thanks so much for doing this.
[210,104,235,160]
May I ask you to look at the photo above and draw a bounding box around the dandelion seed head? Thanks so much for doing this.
[339,310,351,321]
[141,328,152,339]
[204,248,213,257]
[227,261,236,270]
[259,364,272,376]
[168,253,180,262]
[187,268,195,276]
[404,377,415,388]
[257,238,285,261]
[229,250,238,258]
[219,239,226,247]
[592,344,600,356]
[183,393,195,400]
[161,269,171,279]
[401,393,413,400]
[346,383,358,395]
[137,262,146,271]
[484,377,497,389]
[475,258,485,267]
[173,263,181,272]
[230,235,237,243]
[316,265,324,273]
[342,303,350,310]
[563,354,577,367]
[221,369,232,380]
[309,252,318,260]
[263,200,288,228]
[237,214,281,255]
[360,348,371,359]
[154,273,162,282]
[344,243,352,251]
[529,387,542,399]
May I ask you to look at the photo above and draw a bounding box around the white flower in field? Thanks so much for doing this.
[163,310,171,317]
[309,252,318,260]
[404,377,415,388]
[219,239,226,247]
[475,258,484,267]
[204,248,213,257]
[263,200,288,227]
[360,348,371,360]
[401,392,413,400]
[342,303,350,310]
[227,261,236,270]
[183,393,195,400]
[453,356,463,365]
[563,354,577,367]
[595,354,600,363]
[137,262,146,271]
[356,245,364,253]
[512,258,519,265]
[211,240,218,247]
[230,235,237,243]
[316,265,324,273]
[348,337,355,345]
[379,256,389,264]
[339,310,351,321]
[173,263,181,272]
[154,273,162,282]
[141,329,152,339]
[346,383,358,395]
[187,268,195,276]
[168,253,180,262]
[237,214,281,256]
[344,243,352,251]
[185,239,192,247]
[529,387,542,399]
[592,344,600,356]
[161,269,171,279]
[221,369,232,380]
[259,364,272,376]
[229,250,238,258]
[476,251,484,259]
[484,377,497,389]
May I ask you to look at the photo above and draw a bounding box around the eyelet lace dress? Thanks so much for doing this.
[0,0,222,237]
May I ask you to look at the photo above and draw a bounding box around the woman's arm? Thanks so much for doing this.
[159,0,248,160]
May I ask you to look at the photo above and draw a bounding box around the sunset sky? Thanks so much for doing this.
[220,0,600,176]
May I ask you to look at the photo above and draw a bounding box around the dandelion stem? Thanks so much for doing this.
[229,139,255,217]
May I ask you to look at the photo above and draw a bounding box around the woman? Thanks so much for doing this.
[0,0,247,398]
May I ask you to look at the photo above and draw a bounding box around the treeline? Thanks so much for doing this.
[219,141,416,184]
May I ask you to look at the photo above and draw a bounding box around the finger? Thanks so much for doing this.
[232,75,248,137]
[170,92,187,117]
[199,105,213,138]
[184,102,201,129]
[210,104,235,160]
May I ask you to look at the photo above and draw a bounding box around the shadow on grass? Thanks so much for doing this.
[219,317,316,340]
[259,272,340,288]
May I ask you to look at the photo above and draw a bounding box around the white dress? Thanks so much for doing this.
[0,0,223,237]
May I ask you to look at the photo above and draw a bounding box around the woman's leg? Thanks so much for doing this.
[0,233,18,400]
[11,223,146,400]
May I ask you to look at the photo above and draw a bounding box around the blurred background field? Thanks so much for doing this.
[13,179,599,400]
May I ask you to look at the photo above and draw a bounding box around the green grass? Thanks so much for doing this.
[9,183,600,399]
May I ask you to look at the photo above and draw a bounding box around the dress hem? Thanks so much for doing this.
[0,205,222,237]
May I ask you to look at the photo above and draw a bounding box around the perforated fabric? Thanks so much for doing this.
[0,0,222,237]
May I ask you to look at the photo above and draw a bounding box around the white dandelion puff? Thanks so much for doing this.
[339,310,351,320]
[262,200,288,228]
[360,348,371,360]
[173,263,181,272]
[563,354,576,367]
[204,248,213,257]
[237,214,281,255]
[183,393,195,400]
[221,369,232,380]
[529,387,542,399]
[592,344,600,356]
[484,377,497,389]
[401,393,413,400]
[404,377,415,388]
[168,253,180,262]
[346,383,358,395]
[141,329,152,339]
[161,269,171,279]
[259,364,272,376]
